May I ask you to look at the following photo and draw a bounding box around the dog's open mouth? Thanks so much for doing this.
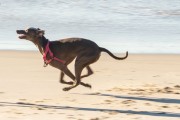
[18,34,26,39]
[16,30,27,39]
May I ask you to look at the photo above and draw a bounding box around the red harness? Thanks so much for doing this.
[43,42,65,67]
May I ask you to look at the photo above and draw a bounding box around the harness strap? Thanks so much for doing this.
[43,42,65,67]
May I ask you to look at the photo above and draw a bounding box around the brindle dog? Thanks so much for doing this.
[16,27,128,91]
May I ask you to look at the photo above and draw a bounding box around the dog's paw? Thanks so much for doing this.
[60,81,74,85]
[63,87,71,91]
[66,81,74,85]
[84,84,92,89]
[80,82,92,88]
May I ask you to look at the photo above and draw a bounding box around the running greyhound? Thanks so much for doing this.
[16,27,128,91]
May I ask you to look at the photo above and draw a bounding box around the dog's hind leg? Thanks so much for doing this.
[74,63,92,88]
[63,57,93,91]
[81,66,93,79]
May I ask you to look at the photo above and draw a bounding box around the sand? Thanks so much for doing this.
[0,50,180,120]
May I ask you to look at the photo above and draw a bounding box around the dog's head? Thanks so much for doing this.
[16,27,45,42]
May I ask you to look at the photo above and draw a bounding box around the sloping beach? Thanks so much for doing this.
[0,51,179,120]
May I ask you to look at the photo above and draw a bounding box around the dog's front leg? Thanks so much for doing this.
[59,71,73,85]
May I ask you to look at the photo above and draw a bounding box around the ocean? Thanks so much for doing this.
[0,0,180,53]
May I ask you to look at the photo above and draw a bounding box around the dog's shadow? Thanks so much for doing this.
[0,93,180,118]
[84,93,180,104]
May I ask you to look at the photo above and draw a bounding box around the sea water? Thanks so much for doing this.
[0,0,180,53]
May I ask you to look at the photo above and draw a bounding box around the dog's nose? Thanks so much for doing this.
[16,30,21,34]
[16,30,26,34]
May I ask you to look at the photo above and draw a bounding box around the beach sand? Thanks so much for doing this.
[0,51,180,120]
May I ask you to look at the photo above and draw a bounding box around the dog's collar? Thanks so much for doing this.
[43,41,65,67]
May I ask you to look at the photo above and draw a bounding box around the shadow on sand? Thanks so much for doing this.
[0,101,180,118]
[83,93,180,104]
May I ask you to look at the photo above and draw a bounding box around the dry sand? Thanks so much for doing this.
[0,51,180,120]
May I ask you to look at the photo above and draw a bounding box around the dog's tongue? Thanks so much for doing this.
[18,34,26,39]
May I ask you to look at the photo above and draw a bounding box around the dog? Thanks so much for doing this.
[16,27,128,91]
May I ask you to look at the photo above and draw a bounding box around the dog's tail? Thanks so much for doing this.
[99,47,128,60]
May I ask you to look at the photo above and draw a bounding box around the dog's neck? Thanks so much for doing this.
[33,36,49,55]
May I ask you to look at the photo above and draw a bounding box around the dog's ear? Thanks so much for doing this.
[37,30,45,37]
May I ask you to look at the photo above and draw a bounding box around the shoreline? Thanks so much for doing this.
[0,49,179,55]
